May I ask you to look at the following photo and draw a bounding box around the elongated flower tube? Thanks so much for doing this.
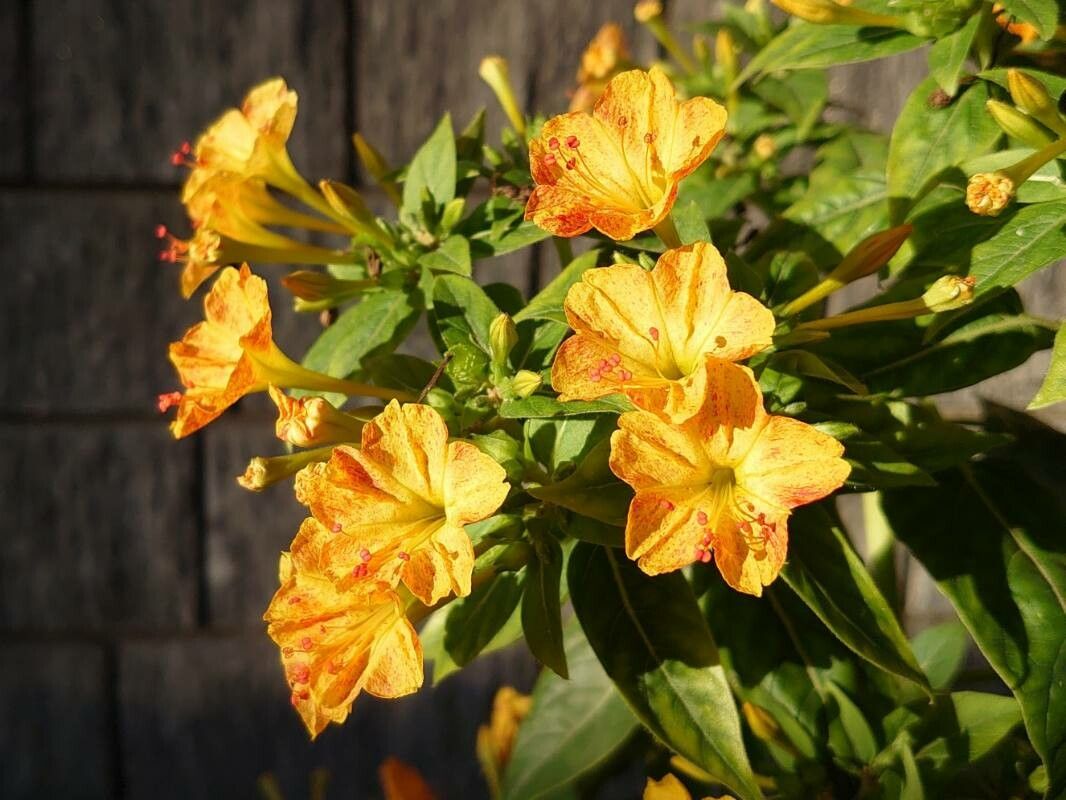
[795,275,976,332]
[184,173,348,235]
[610,366,849,594]
[294,401,509,605]
[264,518,422,738]
[163,265,412,438]
[552,242,774,422]
[237,446,334,492]
[525,67,727,242]
[771,0,902,26]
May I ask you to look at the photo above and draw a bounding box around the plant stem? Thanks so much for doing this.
[652,214,683,249]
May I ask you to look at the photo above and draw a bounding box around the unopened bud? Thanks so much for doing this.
[634,0,663,22]
[742,702,783,744]
[753,133,776,161]
[921,275,976,313]
[281,270,374,312]
[986,99,1054,149]
[966,171,1015,217]
[1007,69,1066,137]
[476,686,533,796]
[352,132,402,207]
[635,1,697,74]
[268,386,369,447]
[479,56,526,137]
[780,224,912,316]
[512,370,543,398]
[236,446,333,491]
[489,313,519,366]
[770,0,902,27]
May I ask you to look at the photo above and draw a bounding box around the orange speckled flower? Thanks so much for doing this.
[264,518,422,738]
[610,367,849,595]
[184,78,302,194]
[165,265,406,438]
[552,242,774,423]
[268,386,370,448]
[295,401,509,605]
[569,23,631,113]
[526,67,727,241]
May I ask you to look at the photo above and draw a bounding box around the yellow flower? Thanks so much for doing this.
[184,78,303,192]
[268,386,370,448]
[165,265,408,438]
[294,401,510,605]
[643,774,729,800]
[526,67,727,241]
[610,366,849,595]
[379,757,437,800]
[569,23,632,113]
[552,242,774,423]
[264,518,423,739]
[477,686,533,794]
[966,172,1015,217]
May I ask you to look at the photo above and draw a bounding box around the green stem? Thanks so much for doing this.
[652,214,683,249]
[552,236,574,267]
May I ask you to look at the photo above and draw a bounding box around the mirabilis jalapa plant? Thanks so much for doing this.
[157,1,1066,797]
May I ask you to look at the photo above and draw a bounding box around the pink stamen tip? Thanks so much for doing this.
[696,511,708,525]
[619,369,632,381]
[359,548,371,562]
[154,224,168,239]
[282,647,294,657]
[702,533,713,546]
[300,637,314,652]
[397,551,411,562]
[179,141,191,154]
[566,135,579,148]
[659,499,674,511]
[548,136,560,149]
[700,550,712,563]
[543,153,556,167]
[352,563,368,578]
[599,359,609,369]
[287,596,302,605]
[565,158,576,170]
[156,391,182,413]
[648,327,659,341]
[290,663,310,684]
[609,354,621,366]
[331,522,342,533]
[170,153,185,166]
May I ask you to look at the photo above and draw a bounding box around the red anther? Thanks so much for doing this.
[287,596,302,605]
[643,132,655,144]
[359,548,371,562]
[702,533,713,546]
[565,159,576,170]
[158,250,175,263]
[179,141,191,154]
[154,224,168,239]
[548,136,560,149]
[696,511,708,525]
[352,563,368,579]
[290,663,311,684]
[290,692,300,707]
[331,521,342,533]
[694,546,704,559]
[170,152,185,166]
[565,135,579,148]
[619,369,632,381]
[739,521,752,533]
[543,153,556,167]
[300,637,314,651]
[397,551,411,562]
[648,326,660,341]
[700,550,712,563]
[282,647,294,657]
[156,391,182,413]
[297,689,310,701]
[609,353,621,366]
[659,499,674,511]
[618,116,628,127]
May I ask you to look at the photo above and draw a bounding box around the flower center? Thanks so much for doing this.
[693,468,777,564]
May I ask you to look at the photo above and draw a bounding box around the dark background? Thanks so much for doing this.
[1,2,1062,799]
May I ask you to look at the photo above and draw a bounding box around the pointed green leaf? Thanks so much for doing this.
[1030,324,1066,409]
[403,113,456,213]
[521,533,568,678]
[928,11,981,97]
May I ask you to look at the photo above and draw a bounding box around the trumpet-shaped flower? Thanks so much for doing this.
[526,67,727,240]
[295,401,509,605]
[265,518,422,738]
[610,367,849,595]
[268,386,370,448]
[569,23,631,112]
[165,265,405,437]
[552,242,774,422]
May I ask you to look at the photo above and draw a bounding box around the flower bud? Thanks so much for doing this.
[318,179,376,228]
[985,99,1054,148]
[281,270,374,305]
[489,313,519,367]
[921,275,976,313]
[352,132,402,207]
[753,133,776,161]
[269,386,369,448]
[511,369,543,398]
[635,1,697,74]
[966,171,1015,217]
[741,702,783,744]
[634,0,663,22]
[1007,69,1066,137]
[770,0,902,27]
[236,446,333,492]
[479,56,527,137]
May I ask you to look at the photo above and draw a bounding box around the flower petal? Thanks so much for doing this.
[360,401,449,505]
[625,486,706,575]
[712,503,789,597]
[610,410,709,490]
[400,522,475,604]
[443,441,509,525]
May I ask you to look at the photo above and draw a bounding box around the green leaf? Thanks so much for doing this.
[402,113,456,213]
[737,22,927,84]
[997,0,1059,39]
[928,11,981,97]
[842,433,938,490]
[525,414,616,476]
[1030,324,1066,409]
[569,544,763,800]
[911,621,969,691]
[521,534,567,678]
[752,71,829,139]
[514,249,600,325]
[502,623,638,800]
[420,588,524,684]
[863,311,1055,396]
[431,274,501,355]
[418,234,471,275]
[913,692,1023,779]
[443,570,525,667]
[782,506,931,691]
[969,199,1066,299]
[529,438,632,526]
[887,77,1001,221]
[300,288,420,402]
[499,395,632,419]
[360,353,441,395]
[673,200,712,245]
[881,463,1066,796]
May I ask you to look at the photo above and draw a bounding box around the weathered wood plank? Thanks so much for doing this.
[32,1,350,183]
[0,2,24,180]
[0,643,112,799]
[0,422,198,631]
[119,634,536,800]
